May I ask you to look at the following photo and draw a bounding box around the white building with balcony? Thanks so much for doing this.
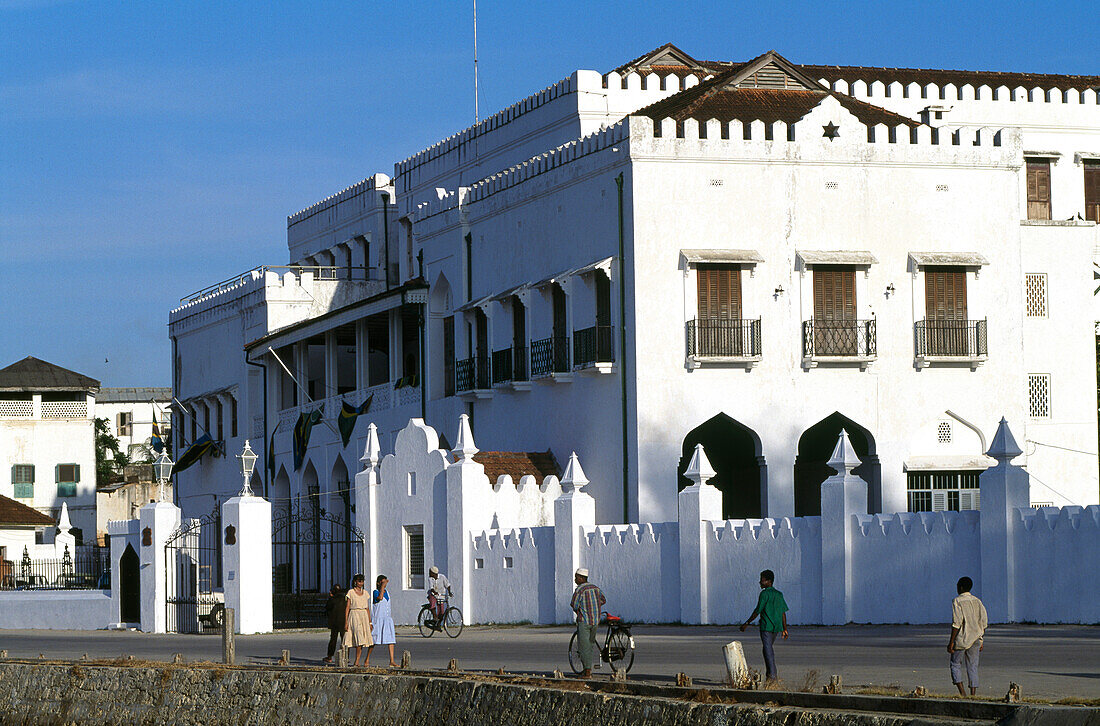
[0,357,99,542]
[169,46,1100,531]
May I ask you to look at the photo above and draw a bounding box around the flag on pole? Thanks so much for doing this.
[172,433,213,475]
[150,410,165,454]
[266,421,279,477]
[337,395,373,448]
[293,409,323,471]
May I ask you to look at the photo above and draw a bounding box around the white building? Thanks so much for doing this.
[0,357,99,542]
[169,46,1100,532]
[95,387,172,462]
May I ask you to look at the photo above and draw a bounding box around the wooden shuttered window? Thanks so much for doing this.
[443,315,455,397]
[812,268,855,320]
[1026,159,1052,220]
[1085,161,1100,223]
[924,268,967,320]
[12,464,34,498]
[696,265,742,320]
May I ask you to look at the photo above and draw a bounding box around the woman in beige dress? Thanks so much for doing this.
[344,573,373,666]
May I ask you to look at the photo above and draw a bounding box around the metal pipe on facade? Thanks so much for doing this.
[615,172,629,523]
[380,192,392,289]
[244,354,269,498]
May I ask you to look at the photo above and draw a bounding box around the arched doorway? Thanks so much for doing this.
[119,544,140,623]
[677,413,765,519]
[793,413,879,516]
[272,466,291,519]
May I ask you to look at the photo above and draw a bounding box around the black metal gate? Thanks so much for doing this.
[164,507,224,634]
[272,503,363,629]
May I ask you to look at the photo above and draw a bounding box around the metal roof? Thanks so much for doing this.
[97,387,173,403]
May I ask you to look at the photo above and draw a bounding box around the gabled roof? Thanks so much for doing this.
[0,357,99,392]
[612,42,712,76]
[635,51,920,129]
[0,494,54,527]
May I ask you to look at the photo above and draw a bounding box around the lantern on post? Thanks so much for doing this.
[237,440,258,497]
[153,450,174,503]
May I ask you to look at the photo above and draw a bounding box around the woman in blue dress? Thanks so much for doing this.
[367,574,397,667]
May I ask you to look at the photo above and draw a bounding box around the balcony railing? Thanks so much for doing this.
[802,319,877,358]
[456,356,490,392]
[686,318,761,358]
[573,325,615,368]
[531,336,570,377]
[512,346,528,382]
[915,319,988,358]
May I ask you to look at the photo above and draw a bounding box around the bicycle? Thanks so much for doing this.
[417,592,464,638]
[568,611,634,674]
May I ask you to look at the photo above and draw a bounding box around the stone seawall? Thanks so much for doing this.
[0,662,1093,726]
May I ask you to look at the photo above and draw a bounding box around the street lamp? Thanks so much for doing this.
[237,440,258,497]
[153,450,173,503]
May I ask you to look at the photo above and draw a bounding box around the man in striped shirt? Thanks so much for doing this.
[570,568,606,679]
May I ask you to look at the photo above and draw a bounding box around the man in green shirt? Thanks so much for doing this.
[739,569,789,682]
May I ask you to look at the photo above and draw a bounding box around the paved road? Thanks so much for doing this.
[1,624,1097,701]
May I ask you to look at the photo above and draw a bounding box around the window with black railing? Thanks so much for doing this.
[456,358,474,392]
[491,348,513,385]
[531,336,570,377]
[573,325,615,368]
[687,318,761,358]
[802,319,877,357]
[915,319,987,357]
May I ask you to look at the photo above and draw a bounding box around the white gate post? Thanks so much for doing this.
[139,500,181,633]
[678,444,722,624]
[356,423,382,592]
[820,429,866,626]
[553,452,596,624]
[445,415,493,625]
[222,492,273,634]
[979,418,1028,623]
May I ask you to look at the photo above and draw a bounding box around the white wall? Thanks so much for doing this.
[0,590,113,630]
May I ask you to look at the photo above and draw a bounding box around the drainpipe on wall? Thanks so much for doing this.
[245,353,269,498]
[170,335,179,507]
[380,192,392,289]
[615,172,629,524]
[419,301,427,421]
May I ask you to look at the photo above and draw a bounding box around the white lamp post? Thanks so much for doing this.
[153,450,173,503]
[237,440,259,497]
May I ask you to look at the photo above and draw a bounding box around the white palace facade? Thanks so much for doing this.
[168,45,1100,527]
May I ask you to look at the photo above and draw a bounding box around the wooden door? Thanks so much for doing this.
[1085,161,1100,223]
[925,268,968,354]
[697,265,742,355]
[1027,160,1051,220]
[812,267,856,355]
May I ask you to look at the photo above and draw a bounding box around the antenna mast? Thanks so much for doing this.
[473,0,480,124]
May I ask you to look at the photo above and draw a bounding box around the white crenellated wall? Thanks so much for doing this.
[580,522,679,623]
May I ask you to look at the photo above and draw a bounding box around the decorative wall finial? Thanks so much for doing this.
[560,452,589,492]
[987,417,1023,461]
[827,429,862,475]
[360,422,381,469]
[684,444,716,487]
[57,501,72,535]
[453,414,478,462]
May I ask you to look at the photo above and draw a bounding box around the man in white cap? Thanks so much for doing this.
[427,566,452,624]
[570,568,605,679]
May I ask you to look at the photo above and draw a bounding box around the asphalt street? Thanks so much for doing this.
[1,623,1096,701]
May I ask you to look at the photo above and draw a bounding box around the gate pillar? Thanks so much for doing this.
[223,494,273,634]
[139,501,181,633]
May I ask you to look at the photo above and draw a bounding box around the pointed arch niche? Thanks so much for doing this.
[677,413,766,519]
[793,412,880,516]
[429,272,456,400]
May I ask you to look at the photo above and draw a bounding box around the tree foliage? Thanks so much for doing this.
[95,416,130,486]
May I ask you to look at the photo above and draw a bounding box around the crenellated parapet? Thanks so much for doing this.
[286,173,391,228]
[821,77,1100,107]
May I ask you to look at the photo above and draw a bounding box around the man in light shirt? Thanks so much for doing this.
[947,576,988,696]
[427,566,452,622]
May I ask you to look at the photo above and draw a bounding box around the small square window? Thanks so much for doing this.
[407,472,416,496]
[56,463,79,497]
[12,464,33,498]
[937,421,952,444]
[503,557,514,569]
[474,558,484,570]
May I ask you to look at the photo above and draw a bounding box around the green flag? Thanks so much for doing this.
[337,395,373,448]
[293,409,322,471]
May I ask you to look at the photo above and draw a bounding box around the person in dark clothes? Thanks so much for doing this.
[322,583,347,663]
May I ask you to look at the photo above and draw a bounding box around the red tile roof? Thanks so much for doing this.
[469,450,560,484]
[0,494,54,527]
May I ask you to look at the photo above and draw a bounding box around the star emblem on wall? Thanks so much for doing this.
[822,122,840,140]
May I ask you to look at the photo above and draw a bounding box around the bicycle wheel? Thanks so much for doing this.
[567,632,583,674]
[417,607,436,638]
[607,629,634,673]
[443,607,464,638]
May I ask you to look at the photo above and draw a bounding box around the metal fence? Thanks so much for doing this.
[915,319,988,358]
[531,336,570,377]
[0,546,109,590]
[802,319,877,358]
[686,318,761,358]
[573,325,615,367]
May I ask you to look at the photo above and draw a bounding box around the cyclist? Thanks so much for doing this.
[427,565,452,623]
[570,568,605,679]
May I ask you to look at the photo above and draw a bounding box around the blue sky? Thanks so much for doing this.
[1,0,1094,386]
